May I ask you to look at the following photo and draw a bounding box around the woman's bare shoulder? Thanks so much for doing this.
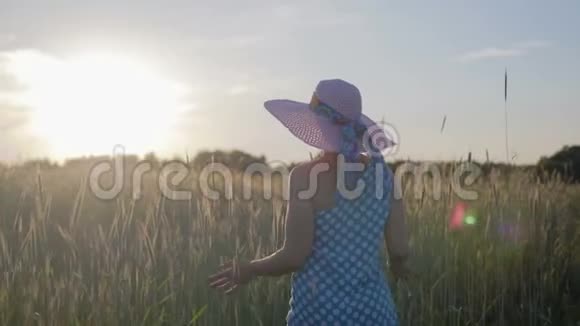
[287,159,329,195]
[289,160,316,184]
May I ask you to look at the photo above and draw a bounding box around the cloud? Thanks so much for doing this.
[0,63,26,95]
[228,84,251,96]
[191,34,266,50]
[269,3,362,28]
[0,53,33,133]
[0,33,16,45]
[459,47,524,62]
[513,40,552,49]
[0,104,30,131]
[186,3,361,54]
[0,102,43,161]
[457,40,552,63]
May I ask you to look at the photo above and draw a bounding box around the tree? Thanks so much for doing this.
[191,150,268,171]
[537,145,580,183]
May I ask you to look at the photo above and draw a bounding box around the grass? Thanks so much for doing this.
[0,159,579,325]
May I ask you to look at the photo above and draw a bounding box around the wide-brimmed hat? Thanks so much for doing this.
[264,79,394,157]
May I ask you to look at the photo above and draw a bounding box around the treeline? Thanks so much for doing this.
[537,145,580,183]
[1,146,579,183]
[0,150,268,173]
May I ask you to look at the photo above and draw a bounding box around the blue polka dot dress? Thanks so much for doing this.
[287,156,398,326]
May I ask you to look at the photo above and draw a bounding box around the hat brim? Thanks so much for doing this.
[264,99,393,154]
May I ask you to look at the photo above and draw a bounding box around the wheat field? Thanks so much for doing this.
[0,158,578,326]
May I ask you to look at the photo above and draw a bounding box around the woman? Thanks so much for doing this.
[209,79,411,325]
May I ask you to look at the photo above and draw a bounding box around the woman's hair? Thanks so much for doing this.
[311,150,326,161]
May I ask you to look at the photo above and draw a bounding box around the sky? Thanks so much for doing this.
[0,0,579,164]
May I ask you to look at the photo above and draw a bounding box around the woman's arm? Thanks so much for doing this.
[250,165,315,276]
[208,165,315,293]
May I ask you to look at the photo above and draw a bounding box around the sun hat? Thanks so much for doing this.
[264,79,395,160]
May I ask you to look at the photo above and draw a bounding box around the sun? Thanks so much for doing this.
[7,51,190,158]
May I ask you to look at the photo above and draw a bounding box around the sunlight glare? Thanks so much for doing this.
[6,51,190,158]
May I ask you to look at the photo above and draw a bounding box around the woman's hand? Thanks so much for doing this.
[208,165,315,293]
[208,260,255,294]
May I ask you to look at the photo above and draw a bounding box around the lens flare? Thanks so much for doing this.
[450,202,467,230]
[497,220,527,243]
[450,202,478,230]
[464,215,477,225]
